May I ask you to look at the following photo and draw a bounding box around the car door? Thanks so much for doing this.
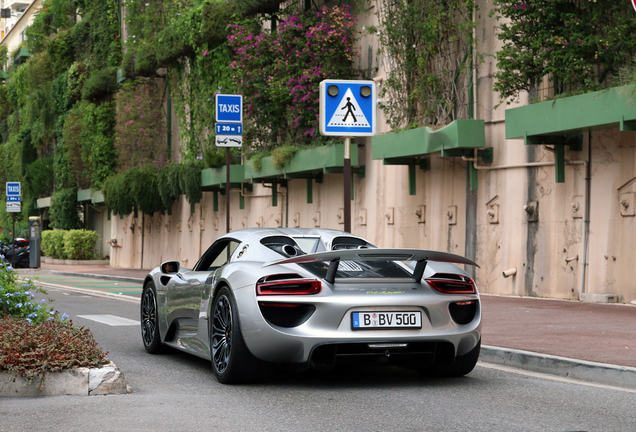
[165,238,240,336]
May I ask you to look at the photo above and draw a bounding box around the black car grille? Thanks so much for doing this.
[310,341,454,368]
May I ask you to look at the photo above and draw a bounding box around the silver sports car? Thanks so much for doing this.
[141,228,481,383]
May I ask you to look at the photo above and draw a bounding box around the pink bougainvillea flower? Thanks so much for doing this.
[203,50,208,56]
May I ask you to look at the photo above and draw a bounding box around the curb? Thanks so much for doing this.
[0,361,131,397]
[480,345,636,389]
[19,270,145,285]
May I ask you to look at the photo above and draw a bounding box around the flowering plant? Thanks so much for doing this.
[228,6,359,149]
[0,258,53,324]
[491,0,636,103]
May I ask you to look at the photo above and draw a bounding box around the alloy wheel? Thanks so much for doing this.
[141,288,157,347]
[212,295,232,374]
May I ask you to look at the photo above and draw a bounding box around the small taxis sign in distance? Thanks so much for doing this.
[216,135,243,148]
[215,94,243,123]
[319,80,376,137]
[215,123,243,136]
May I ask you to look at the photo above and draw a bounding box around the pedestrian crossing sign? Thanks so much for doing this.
[319,79,376,137]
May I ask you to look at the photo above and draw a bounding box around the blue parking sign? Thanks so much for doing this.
[215,94,243,123]
[319,80,376,136]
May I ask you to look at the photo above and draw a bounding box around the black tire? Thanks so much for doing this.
[210,286,270,384]
[141,281,165,354]
[418,340,481,378]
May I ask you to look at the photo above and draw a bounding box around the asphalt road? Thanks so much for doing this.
[1,279,636,431]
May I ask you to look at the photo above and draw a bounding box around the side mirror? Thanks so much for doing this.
[161,260,180,274]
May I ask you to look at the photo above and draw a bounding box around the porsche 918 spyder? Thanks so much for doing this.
[140,228,481,383]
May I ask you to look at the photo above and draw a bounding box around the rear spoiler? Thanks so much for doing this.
[263,249,478,284]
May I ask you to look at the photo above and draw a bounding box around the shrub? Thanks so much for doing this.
[40,230,55,257]
[272,145,298,170]
[63,229,99,260]
[0,315,109,385]
[82,69,117,101]
[49,230,67,259]
[49,188,83,230]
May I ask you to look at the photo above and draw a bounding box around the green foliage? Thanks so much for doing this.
[0,45,7,67]
[114,78,167,171]
[122,0,239,159]
[42,229,97,260]
[178,159,204,206]
[228,6,359,149]
[203,147,240,168]
[369,0,475,128]
[63,229,99,260]
[81,68,117,101]
[41,230,56,257]
[0,315,109,386]
[491,0,636,103]
[104,159,204,216]
[62,101,115,189]
[24,157,54,199]
[102,169,137,216]
[130,165,164,215]
[272,145,298,170]
[156,163,182,211]
[49,188,83,230]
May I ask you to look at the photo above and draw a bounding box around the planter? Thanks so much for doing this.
[0,361,129,397]
[201,164,245,190]
[371,119,486,163]
[244,143,359,181]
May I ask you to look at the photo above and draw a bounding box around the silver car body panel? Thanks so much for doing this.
[145,228,481,364]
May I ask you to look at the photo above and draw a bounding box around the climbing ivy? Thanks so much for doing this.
[368,0,476,128]
[490,0,636,103]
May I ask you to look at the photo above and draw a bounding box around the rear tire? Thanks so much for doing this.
[141,281,165,354]
[418,340,480,378]
[210,286,270,384]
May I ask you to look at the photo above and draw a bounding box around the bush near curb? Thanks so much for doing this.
[0,259,109,388]
[41,229,99,260]
[0,315,109,386]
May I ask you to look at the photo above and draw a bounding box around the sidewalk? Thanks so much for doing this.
[17,263,636,387]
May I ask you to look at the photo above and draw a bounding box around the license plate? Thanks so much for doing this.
[351,311,422,330]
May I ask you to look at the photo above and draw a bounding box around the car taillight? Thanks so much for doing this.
[256,279,322,296]
[426,278,476,294]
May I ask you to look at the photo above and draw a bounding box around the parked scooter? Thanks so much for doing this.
[1,238,30,268]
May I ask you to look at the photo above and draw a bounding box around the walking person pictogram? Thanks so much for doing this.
[342,97,357,123]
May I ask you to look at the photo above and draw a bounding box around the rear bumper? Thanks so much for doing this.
[235,286,482,364]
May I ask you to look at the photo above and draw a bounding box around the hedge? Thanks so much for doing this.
[41,229,100,260]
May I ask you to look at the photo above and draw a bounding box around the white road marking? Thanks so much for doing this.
[77,314,139,326]
[478,362,636,394]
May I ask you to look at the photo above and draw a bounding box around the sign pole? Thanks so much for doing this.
[344,137,351,233]
[11,213,15,268]
[226,148,231,233]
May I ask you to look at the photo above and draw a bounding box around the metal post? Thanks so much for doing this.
[226,148,231,233]
[11,213,15,268]
[344,137,351,233]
